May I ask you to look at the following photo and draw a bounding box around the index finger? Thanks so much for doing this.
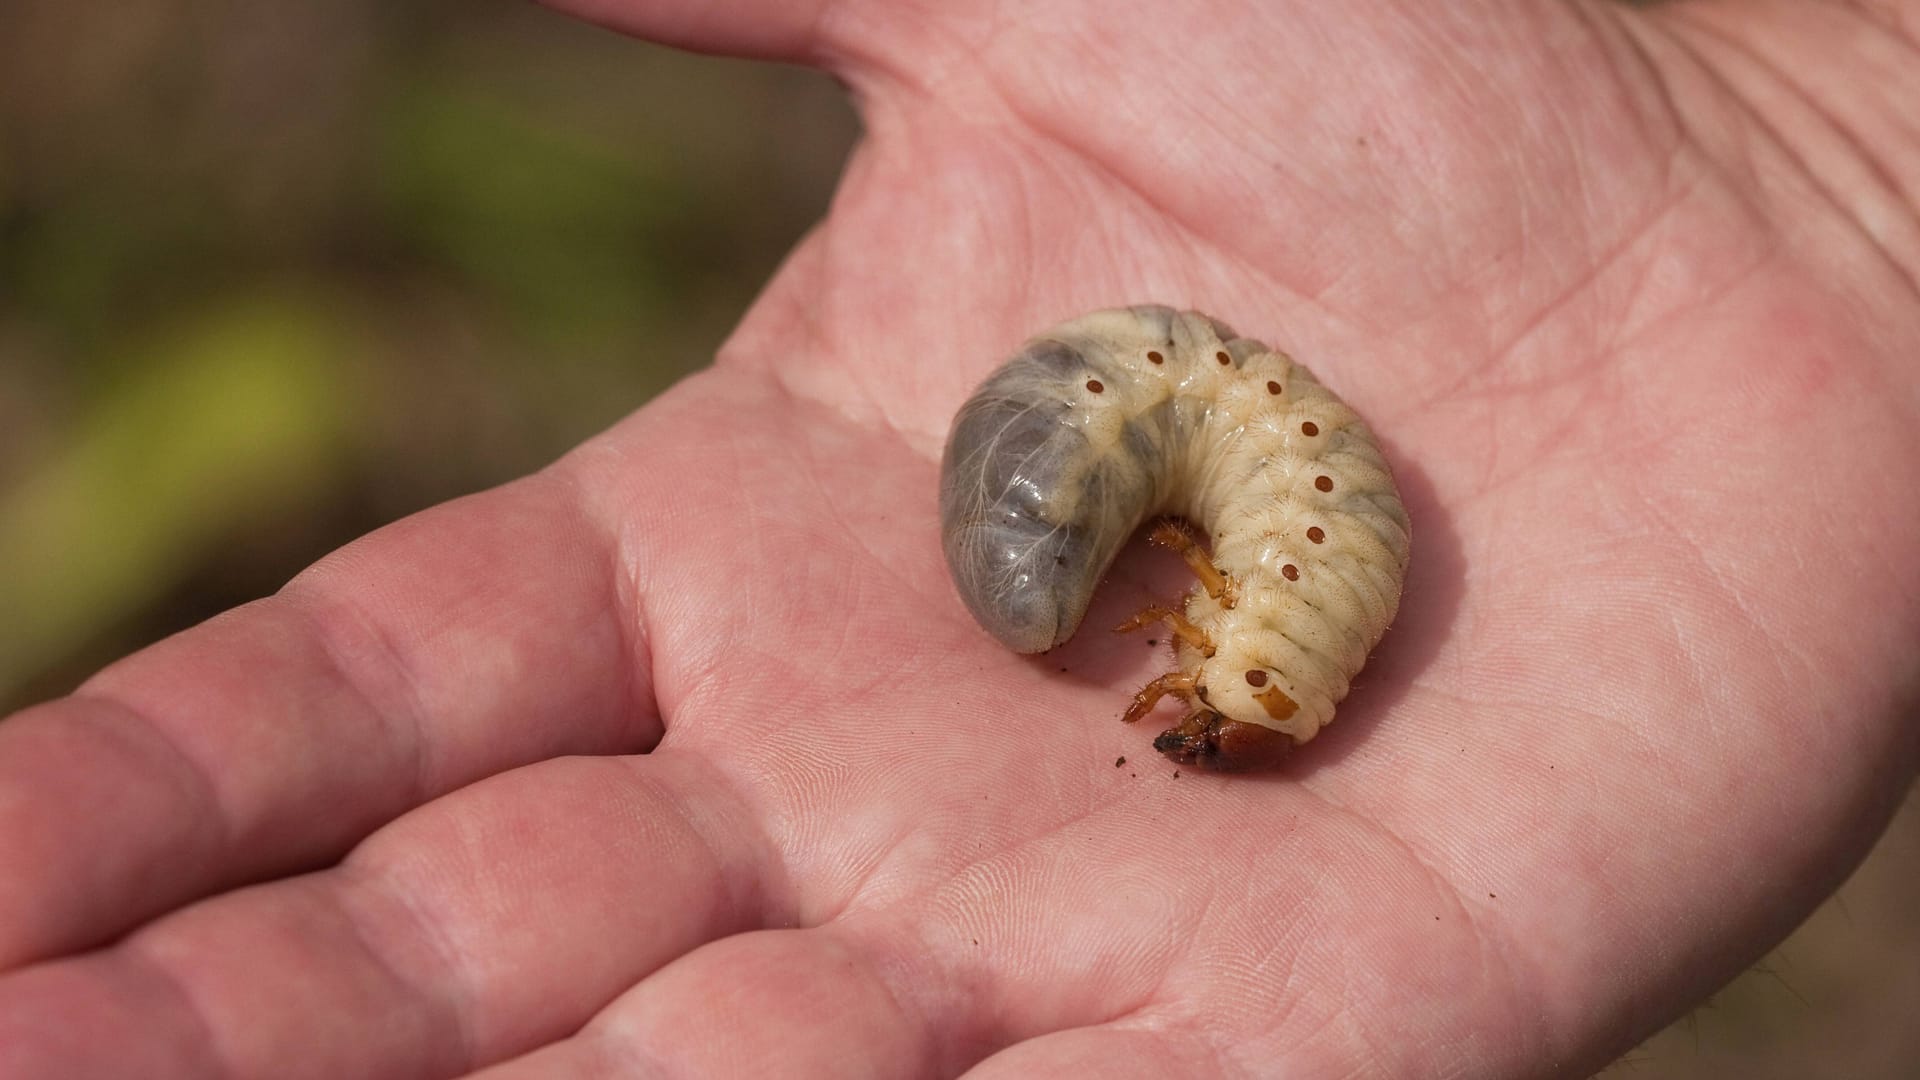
[0,463,656,968]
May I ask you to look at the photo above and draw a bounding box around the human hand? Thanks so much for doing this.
[3,0,1917,1075]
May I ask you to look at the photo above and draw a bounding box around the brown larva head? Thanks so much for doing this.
[1152,714,1293,772]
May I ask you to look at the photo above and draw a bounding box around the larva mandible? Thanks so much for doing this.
[939,305,1411,771]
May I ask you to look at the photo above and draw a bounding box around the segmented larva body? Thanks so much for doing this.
[940,305,1410,770]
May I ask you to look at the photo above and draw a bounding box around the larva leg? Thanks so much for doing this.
[1152,712,1294,772]
[1113,605,1216,656]
[1148,520,1235,608]
[1120,671,1197,726]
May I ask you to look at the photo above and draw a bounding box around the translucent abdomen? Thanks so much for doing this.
[938,336,1171,652]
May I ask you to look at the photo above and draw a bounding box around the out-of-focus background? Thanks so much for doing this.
[0,0,853,706]
[0,1,1913,1074]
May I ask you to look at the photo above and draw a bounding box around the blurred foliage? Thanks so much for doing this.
[0,1,1911,1076]
[0,299,349,691]
[0,0,855,708]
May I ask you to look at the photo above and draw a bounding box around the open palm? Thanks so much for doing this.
[4,1,1916,1076]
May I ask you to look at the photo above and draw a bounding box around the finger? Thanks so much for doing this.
[468,814,1264,1080]
[537,0,839,63]
[467,928,944,1080]
[0,751,770,1079]
[0,469,654,968]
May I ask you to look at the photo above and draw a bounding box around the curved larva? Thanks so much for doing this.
[939,305,1411,770]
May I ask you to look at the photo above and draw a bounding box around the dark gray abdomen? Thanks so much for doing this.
[939,340,1168,653]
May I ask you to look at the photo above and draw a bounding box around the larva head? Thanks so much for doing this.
[1164,651,1301,770]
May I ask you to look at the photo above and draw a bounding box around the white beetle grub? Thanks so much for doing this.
[939,306,1411,770]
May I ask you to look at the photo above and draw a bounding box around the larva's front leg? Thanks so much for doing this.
[1119,671,1197,726]
[1113,604,1215,656]
[1148,520,1236,608]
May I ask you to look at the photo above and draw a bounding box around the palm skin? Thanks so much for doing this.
[2,0,1916,1076]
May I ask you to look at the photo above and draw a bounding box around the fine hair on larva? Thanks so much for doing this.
[939,305,1411,771]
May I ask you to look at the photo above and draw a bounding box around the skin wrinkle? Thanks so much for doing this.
[549,458,661,757]
[282,589,435,809]
[854,924,970,1076]
[637,751,800,937]
[1403,14,1563,290]
[56,689,231,871]
[1016,137,1173,290]
[831,0,1015,123]
[1599,6,1702,176]
[1659,503,1807,689]
[766,112,1231,448]
[1610,238,1777,365]
[611,515,659,754]
[785,413,946,623]
[956,1015,1236,1080]
[1419,232,1708,439]
[756,276,948,453]
[1567,0,1691,159]
[113,940,236,1080]
[1422,172,1709,419]
[1673,4,1920,280]
[582,1009,675,1078]
[1599,187,1739,359]
[797,0,846,70]
[847,796,1054,934]
[811,825,917,935]
[1303,759,1581,1068]
[325,867,478,1073]
[1504,373,1617,469]
[993,99,1326,322]
[715,742,880,931]
[1423,383,1588,516]
[1129,1010,1243,1080]
[901,822,1203,1050]
[1643,576,1728,742]
[1471,179,1688,393]
[934,22,1318,304]
[573,1028,642,1080]
[1643,4,1920,295]
[715,223,834,376]
[628,437,757,733]
[1149,875,1230,1013]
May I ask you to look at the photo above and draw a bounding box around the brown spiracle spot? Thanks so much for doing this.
[1281,563,1299,581]
[1315,475,1333,492]
[1245,669,1268,687]
[1216,351,1231,365]
[1300,421,1319,437]
[1086,379,1104,393]
[1267,380,1282,395]
[1147,350,1165,364]
[1307,526,1326,544]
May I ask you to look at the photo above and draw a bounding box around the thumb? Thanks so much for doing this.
[538,0,841,64]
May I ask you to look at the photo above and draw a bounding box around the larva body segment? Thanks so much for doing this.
[939,305,1411,770]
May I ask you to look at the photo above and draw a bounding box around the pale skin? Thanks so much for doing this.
[2,0,1918,1075]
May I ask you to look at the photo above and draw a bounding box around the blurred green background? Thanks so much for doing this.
[0,0,1912,1075]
